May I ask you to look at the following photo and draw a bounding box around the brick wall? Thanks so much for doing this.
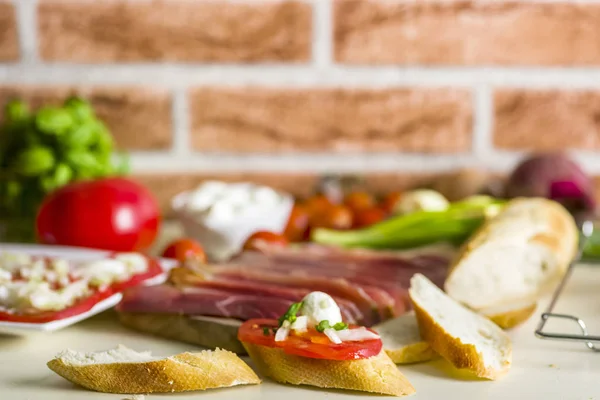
[2,0,600,212]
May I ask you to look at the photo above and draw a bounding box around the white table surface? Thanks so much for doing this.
[1,263,600,400]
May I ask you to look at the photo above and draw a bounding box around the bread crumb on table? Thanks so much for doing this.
[123,395,145,400]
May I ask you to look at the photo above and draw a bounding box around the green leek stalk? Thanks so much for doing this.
[311,196,506,250]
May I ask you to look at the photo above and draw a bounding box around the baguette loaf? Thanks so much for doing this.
[445,198,578,311]
[243,343,415,397]
[410,274,512,380]
[118,312,245,353]
[47,345,260,394]
[374,312,438,364]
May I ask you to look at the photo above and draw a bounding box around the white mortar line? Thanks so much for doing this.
[472,84,493,161]
[171,88,191,156]
[312,0,332,68]
[14,0,38,63]
[7,65,600,88]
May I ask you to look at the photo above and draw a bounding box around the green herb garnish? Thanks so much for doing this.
[316,320,331,333]
[333,322,348,331]
[278,301,303,327]
[263,327,270,336]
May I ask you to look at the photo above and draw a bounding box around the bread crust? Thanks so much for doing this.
[243,343,415,397]
[385,342,438,365]
[411,300,511,380]
[481,302,537,330]
[47,348,260,394]
[118,312,245,354]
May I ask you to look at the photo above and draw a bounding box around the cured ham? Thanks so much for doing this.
[118,244,451,327]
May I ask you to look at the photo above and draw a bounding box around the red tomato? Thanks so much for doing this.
[162,238,206,264]
[310,204,353,230]
[344,192,375,213]
[36,178,160,252]
[304,195,333,217]
[283,204,310,242]
[0,257,163,323]
[353,207,387,228]
[243,231,289,251]
[238,319,383,361]
[381,191,403,214]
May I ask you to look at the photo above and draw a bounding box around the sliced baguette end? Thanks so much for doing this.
[47,346,260,394]
[375,313,438,365]
[479,301,538,330]
[410,274,512,381]
[242,342,415,397]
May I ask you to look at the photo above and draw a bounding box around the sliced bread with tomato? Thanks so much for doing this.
[238,292,415,397]
[410,274,512,380]
[47,345,260,394]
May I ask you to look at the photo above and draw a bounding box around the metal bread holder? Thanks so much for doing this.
[535,220,600,351]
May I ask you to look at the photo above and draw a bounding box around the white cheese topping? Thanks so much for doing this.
[0,251,149,314]
[300,291,343,327]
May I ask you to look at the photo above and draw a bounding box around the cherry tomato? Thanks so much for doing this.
[283,204,310,242]
[353,207,387,228]
[162,238,206,264]
[36,178,160,252]
[238,319,383,361]
[303,194,333,217]
[344,192,375,213]
[310,204,353,230]
[381,191,403,214]
[243,231,289,251]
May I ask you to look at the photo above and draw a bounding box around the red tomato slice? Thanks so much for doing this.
[238,319,382,361]
[0,257,163,323]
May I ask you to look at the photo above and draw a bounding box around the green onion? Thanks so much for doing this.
[333,322,348,331]
[312,196,505,250]
[278,301,303,327]
[316,320,331,333]
[262,327,270,336]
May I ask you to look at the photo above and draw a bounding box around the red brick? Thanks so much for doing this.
[0,2,18,61]
[335,1,600,65]
[494,90,600,150]
[0,86,173,150]
[189,87,472,153]
[38,0,311,63]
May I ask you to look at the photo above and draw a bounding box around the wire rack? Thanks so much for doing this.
[535,220,600,351]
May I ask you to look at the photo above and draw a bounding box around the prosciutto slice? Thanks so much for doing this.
[117,244,450,327]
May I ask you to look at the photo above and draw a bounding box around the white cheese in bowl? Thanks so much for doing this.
[172,181,294,261]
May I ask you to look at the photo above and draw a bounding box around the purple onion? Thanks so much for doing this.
[506,153,596,213]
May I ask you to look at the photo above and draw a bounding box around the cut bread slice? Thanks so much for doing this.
[445,198,578,310]
[47,345,260,394]
[243,342,415,397]
[478,300,537,330]
[374,312,438,364]
[410,274,512,380]
[118,312,245,354]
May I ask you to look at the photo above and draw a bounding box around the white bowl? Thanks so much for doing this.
[171,188,293,262]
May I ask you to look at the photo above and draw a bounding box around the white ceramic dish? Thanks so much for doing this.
[172,186,293,262]
[0,244,177,336]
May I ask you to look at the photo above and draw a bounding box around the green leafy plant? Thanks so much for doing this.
[0,97,129,242]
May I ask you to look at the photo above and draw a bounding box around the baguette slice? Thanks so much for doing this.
[478,300,537,330]
[243,343,415,397]
[47,345,260,394]
[445,198,578,310]
[374,312,438,364]
[410,274,512,380]
[118,312,245,354]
